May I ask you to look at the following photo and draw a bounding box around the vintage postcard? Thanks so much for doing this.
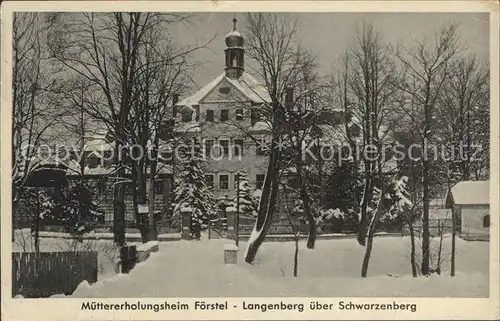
[1,1,499,320]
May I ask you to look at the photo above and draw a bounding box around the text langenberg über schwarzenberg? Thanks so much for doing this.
[81,300,417,313]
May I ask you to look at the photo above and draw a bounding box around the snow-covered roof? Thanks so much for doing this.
[451,181,490,205]
[66,160,173,177]
[177,72,270,106]
[84,136,114,152]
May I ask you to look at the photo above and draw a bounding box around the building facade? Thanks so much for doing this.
[174,18,271,200]
[448,180,490,241]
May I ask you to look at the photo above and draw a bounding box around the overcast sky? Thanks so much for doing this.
[168,12,489,96]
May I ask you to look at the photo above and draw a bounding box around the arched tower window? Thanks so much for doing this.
[483,215,490,228]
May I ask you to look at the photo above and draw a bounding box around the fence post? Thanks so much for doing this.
[181,207,192,240]
[226,207,237,240]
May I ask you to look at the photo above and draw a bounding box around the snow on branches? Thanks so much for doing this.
[173,145,217,229]
[235,170,258,217]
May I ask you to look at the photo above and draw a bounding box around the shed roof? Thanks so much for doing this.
[451,180,490,205]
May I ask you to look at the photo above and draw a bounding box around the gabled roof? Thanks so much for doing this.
[177,72,271,106]
[451,180,490,205]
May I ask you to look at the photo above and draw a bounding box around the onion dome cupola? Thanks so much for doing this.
[224,18,245,79]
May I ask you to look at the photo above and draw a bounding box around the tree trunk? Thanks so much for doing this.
[131,162,147,243]
[360,197,382,278]
[35,197,40,254]
[293,235,299,277]
[147,142,159,242]
[436,220,443,275]
[296,158,316,249]
[357,169,373,246]
[451,209,456,276]
[361,185,384,278]
[409,219,418,278]
[113,139,126,247]
[421,158,430,275]
[147,180,158,241]
[136,158,150,242]
[244,150,280,263]
[12,199,19,242]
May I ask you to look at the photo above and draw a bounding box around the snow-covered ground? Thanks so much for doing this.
[71,233,489,298]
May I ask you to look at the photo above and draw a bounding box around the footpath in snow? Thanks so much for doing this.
[72,235,489,298]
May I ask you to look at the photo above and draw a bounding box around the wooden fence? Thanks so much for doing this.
[12,251,98,298]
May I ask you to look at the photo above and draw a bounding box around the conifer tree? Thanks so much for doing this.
[174,143,217,229]
[64,181,103,234]
[235,170,258,217]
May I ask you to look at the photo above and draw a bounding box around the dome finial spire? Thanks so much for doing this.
[232,17,237,31]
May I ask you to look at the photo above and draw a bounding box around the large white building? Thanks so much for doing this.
[174,18,271,200]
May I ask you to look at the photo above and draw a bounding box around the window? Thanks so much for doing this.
[236,109,244,121]
[88,156,100,168]
[205,174,214,189]
[181,108,192,122]
[256,174,265,189]
[154,181,164,194]
[204,139,214,158]
[206,110,214,122]
[233,139,243,156]
[219,87,230,94]
[220,139,229,157]
[256,139,266,156]
[219,174,229,190]
[251,108,261,125]
[221,109,229,122]
[483,215,490,228]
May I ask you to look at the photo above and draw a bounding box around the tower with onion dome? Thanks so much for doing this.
[224,18,245,79]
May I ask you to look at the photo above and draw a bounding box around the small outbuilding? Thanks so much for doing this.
[447,180,490,241]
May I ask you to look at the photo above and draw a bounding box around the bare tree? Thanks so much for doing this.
[241,13,323,262]
[12,13,61,213]
[438,55,489,180]
[128,21,201,241]
[49,13,187,246]
[396,23,460,276]
[346,23,400,247]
